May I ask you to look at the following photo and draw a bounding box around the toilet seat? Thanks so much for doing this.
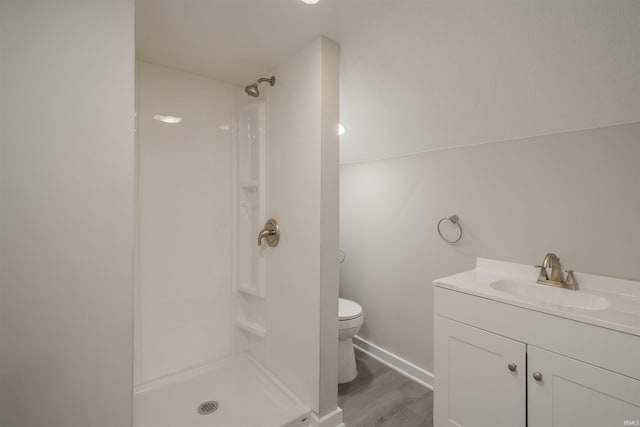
[339,298,363,321]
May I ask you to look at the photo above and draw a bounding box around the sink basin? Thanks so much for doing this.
[489,279,611,310]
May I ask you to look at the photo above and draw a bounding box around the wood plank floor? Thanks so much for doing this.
[338,349,434,427]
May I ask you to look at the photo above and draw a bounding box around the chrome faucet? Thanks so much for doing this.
[536,253,577,290]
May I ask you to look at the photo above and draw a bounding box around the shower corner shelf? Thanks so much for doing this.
[237,318,267,337]
[239,180,258,191]
[238,283,266,299]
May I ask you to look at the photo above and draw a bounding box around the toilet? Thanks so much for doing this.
[338,298,364,384]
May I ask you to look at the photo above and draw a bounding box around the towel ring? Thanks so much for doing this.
[437,215,463,244]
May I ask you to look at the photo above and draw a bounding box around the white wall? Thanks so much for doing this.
[338,0,640,381]
[318,38,340,418]
[260,37,340,418]
[340,122,640,375]
[135,61,235,383]
[340,0,640,163]
[0,1,135,426]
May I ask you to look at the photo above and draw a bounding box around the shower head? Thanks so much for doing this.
[245,84,259,97]
[244,76,276,97]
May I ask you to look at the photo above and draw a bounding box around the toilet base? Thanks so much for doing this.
[338,337,357,384]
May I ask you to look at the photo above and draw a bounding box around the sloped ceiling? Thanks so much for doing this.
[137,0,640,163]
[136,0,406,86]
[338,0,640,163]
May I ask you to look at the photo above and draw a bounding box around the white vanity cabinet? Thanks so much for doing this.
[434,284,640,427]
[528,345,640,427]
[434,316,526,426]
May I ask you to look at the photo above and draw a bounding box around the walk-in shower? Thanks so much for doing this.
[245,76,276,97]
[134,62,309,426]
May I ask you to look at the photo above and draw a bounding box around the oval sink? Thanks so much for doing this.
[489,279,610,310]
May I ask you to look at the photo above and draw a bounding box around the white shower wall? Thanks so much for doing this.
[135,61,237,384]
[260,37,340,418]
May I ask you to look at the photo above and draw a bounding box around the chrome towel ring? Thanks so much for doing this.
[437,215,463,244]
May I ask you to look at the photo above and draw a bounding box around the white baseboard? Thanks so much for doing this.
[310,407,343,427]
[353,335,434,390]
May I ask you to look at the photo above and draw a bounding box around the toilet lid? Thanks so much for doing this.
[339,298,363,321]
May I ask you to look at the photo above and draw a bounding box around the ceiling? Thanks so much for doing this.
[137,1,640,164]
[135,0,406,86]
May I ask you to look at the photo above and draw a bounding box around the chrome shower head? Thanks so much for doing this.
[244,76,276,97]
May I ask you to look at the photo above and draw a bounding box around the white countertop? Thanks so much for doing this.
[434,258,640,337]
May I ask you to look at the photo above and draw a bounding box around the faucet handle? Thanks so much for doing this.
[563,270,577,290]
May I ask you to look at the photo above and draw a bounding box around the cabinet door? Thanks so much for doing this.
[434,316,526,427]
[528,346,640,427]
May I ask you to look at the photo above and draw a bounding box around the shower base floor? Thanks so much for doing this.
[134,353,310,427]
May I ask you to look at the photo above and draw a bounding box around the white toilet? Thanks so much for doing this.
[338,298,364,384]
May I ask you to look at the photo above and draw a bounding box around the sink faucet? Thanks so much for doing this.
[536,253,577,290]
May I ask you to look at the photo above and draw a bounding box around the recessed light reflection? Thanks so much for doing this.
[219,124,230,131]
[301,0,320,4]
[338,123,346,136]
[153,114,182,124]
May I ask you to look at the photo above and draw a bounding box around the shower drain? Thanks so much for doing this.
[197,401,219,415]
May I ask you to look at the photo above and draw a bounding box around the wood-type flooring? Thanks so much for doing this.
[338,349,434,427]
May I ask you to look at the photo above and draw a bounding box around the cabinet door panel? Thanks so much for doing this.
[435,316,526,427]
[528,346,640,427]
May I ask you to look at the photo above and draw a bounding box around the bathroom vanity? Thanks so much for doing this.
[433,258,640,427]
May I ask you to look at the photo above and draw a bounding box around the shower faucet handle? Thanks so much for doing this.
[257,218,280,247]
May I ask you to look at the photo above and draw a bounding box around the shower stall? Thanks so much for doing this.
[133,37,341,427]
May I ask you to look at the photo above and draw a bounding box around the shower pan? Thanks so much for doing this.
[134,354,309,427]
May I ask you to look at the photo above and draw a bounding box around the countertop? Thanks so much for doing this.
[434,258,640,337]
